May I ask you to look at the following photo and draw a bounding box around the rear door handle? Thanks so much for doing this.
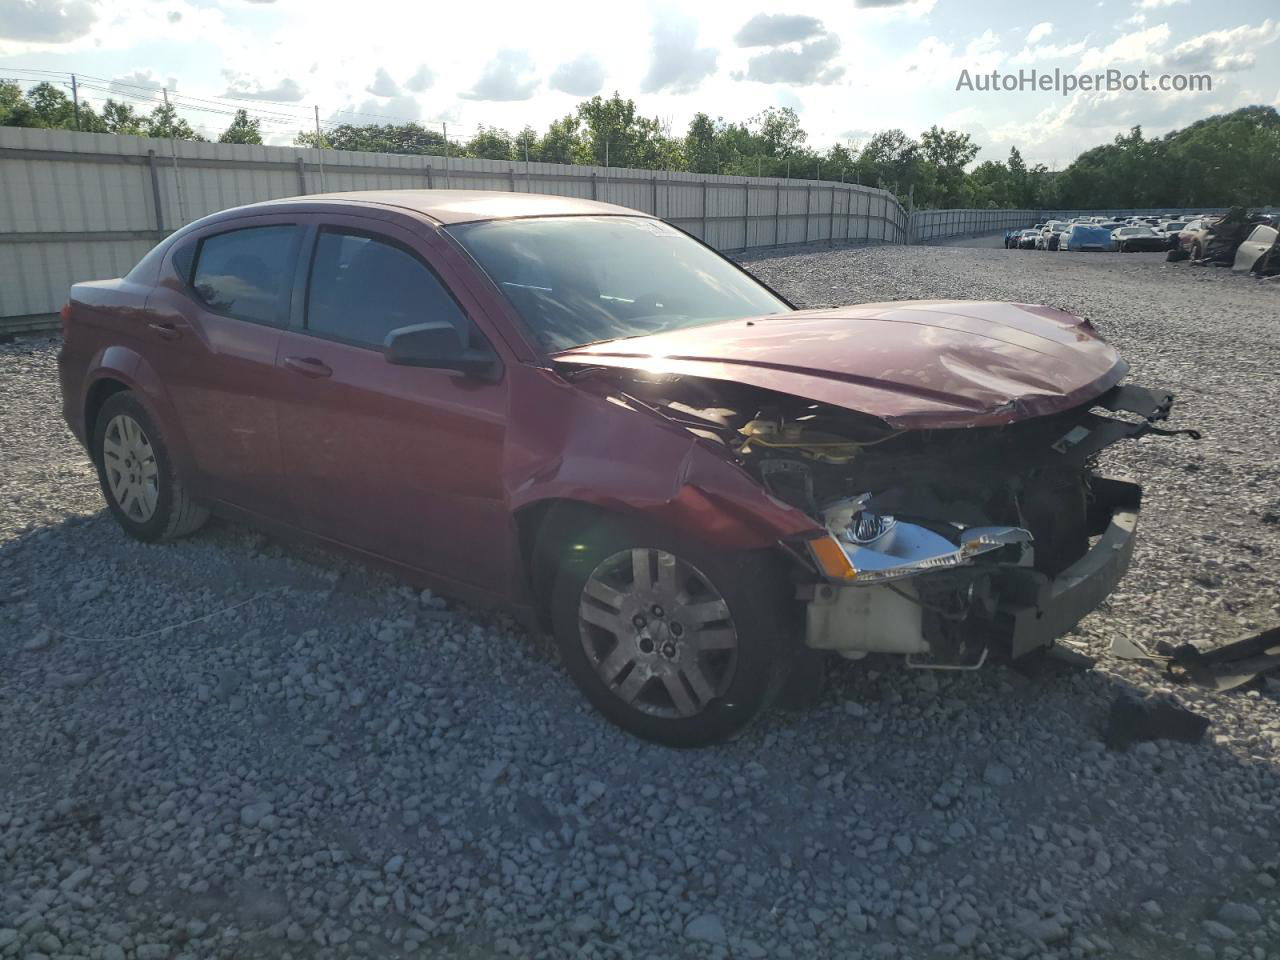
[283,356,333,378]
[147,321,182,341]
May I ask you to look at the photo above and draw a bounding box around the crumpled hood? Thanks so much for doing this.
[553,300,1128,429]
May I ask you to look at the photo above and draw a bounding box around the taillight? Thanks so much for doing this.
[59,302,72,337]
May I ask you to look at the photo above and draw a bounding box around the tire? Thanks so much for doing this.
[92,390,209,543]
[1166,247,1187,262]
[549,521,792,747]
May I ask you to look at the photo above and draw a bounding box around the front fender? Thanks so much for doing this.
[506,366,821,551]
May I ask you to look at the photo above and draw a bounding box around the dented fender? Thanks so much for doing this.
[504,365,821,551]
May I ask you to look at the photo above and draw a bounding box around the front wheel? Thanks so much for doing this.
[550,527,792,747]
[92,391,209,542]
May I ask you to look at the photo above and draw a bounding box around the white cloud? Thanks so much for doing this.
[0,0,97,42]
[1163,19,1280,73]
[1138,0,1186,8]
[1076,24,1171,71]
[366,67,399,98]
[222,73,304,102]
[1011,39,1088,65]
[641,16,717,94]
[853,0,936,19]
[405,66,433,93]
[1026,22,1053,44]
[549,54,605,96]
[461,49,538,101]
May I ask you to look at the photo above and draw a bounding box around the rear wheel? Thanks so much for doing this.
[550,524,791,747]
[92,391,208,542]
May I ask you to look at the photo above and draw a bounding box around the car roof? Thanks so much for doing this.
[253,189,645,225]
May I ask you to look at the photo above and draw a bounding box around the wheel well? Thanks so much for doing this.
[515,500,632,631]
[84,378,129,453]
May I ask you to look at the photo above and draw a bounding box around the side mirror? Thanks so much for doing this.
[384,321,502,382]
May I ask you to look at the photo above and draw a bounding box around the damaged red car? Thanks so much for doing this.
[58,191,1194,746]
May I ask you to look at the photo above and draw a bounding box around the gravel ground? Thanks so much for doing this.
[2,242,1279,960]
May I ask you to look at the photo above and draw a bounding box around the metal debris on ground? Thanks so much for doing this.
[1104,692,1211,750]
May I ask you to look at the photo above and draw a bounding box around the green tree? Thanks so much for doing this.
[751,106,806,158]
[574,93,672,168]
[537,114,583,165]
[918,126,980,207]
[102,100,146,135]
[145,103,204,140]
[27,81,76,127]
[684,112,718,174]
[465,126,514,160]
[513,125,540,162]
[219,108,262,144]
[0,81,43,127]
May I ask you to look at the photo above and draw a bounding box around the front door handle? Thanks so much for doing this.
[283,356,333,378]
[147,321,182,341]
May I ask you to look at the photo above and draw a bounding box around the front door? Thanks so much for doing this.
[273,216,510,595]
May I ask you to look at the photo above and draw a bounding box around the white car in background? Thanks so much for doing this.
[1233,223,1278,273]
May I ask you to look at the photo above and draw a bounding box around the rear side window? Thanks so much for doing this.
[305,229,468,348]
[1249,225,1277,244]
[191,225,300,326]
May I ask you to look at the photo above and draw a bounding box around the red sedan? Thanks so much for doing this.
[59,190,1190,745]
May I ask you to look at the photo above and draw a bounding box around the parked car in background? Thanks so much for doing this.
[1017,229,1040,249]
[56,189,1195,745]
[1176,218,1218,259]
[1114,226,1167,253]
[1003,229,1021,248]
[1158,221,1189,249]
[1233,223,1279,273]
[1063,223,1114,252]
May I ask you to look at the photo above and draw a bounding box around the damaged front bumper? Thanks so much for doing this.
[801,477,1143,665]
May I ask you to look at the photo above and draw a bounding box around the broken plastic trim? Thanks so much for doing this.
[809,500,1033,584]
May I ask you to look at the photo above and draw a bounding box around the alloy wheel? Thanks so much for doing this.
[102,413,159,522]
[578,548,738,719]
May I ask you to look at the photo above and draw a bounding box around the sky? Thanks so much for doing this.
[1,0,1278,168]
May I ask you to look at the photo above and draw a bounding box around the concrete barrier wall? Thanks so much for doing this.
[0,127,909,328]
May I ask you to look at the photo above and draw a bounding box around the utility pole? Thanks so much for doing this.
[443,121,450,187]
[604,140,609,168]
[314,105,326,191]
[162,87,186,225]
[70,74,80,131]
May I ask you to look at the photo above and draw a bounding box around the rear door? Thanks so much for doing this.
[143,216,305,515]
[273,215,511,594]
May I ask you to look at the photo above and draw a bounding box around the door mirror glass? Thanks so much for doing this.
[384,321,501,381]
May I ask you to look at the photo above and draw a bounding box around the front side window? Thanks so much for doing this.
[448,216,791,352]
[191,225,300,325]
[306,230,468,348]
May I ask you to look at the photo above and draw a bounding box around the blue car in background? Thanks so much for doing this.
[1062,223,1115,252]
[1003,229,1021,248]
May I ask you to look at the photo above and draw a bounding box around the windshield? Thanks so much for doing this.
[448,216,791,352]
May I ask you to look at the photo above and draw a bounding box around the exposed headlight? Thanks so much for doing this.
[808,495,1033,584]
[849,509,896,544]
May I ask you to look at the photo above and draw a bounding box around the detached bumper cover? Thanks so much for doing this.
[998,498,1138,658]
